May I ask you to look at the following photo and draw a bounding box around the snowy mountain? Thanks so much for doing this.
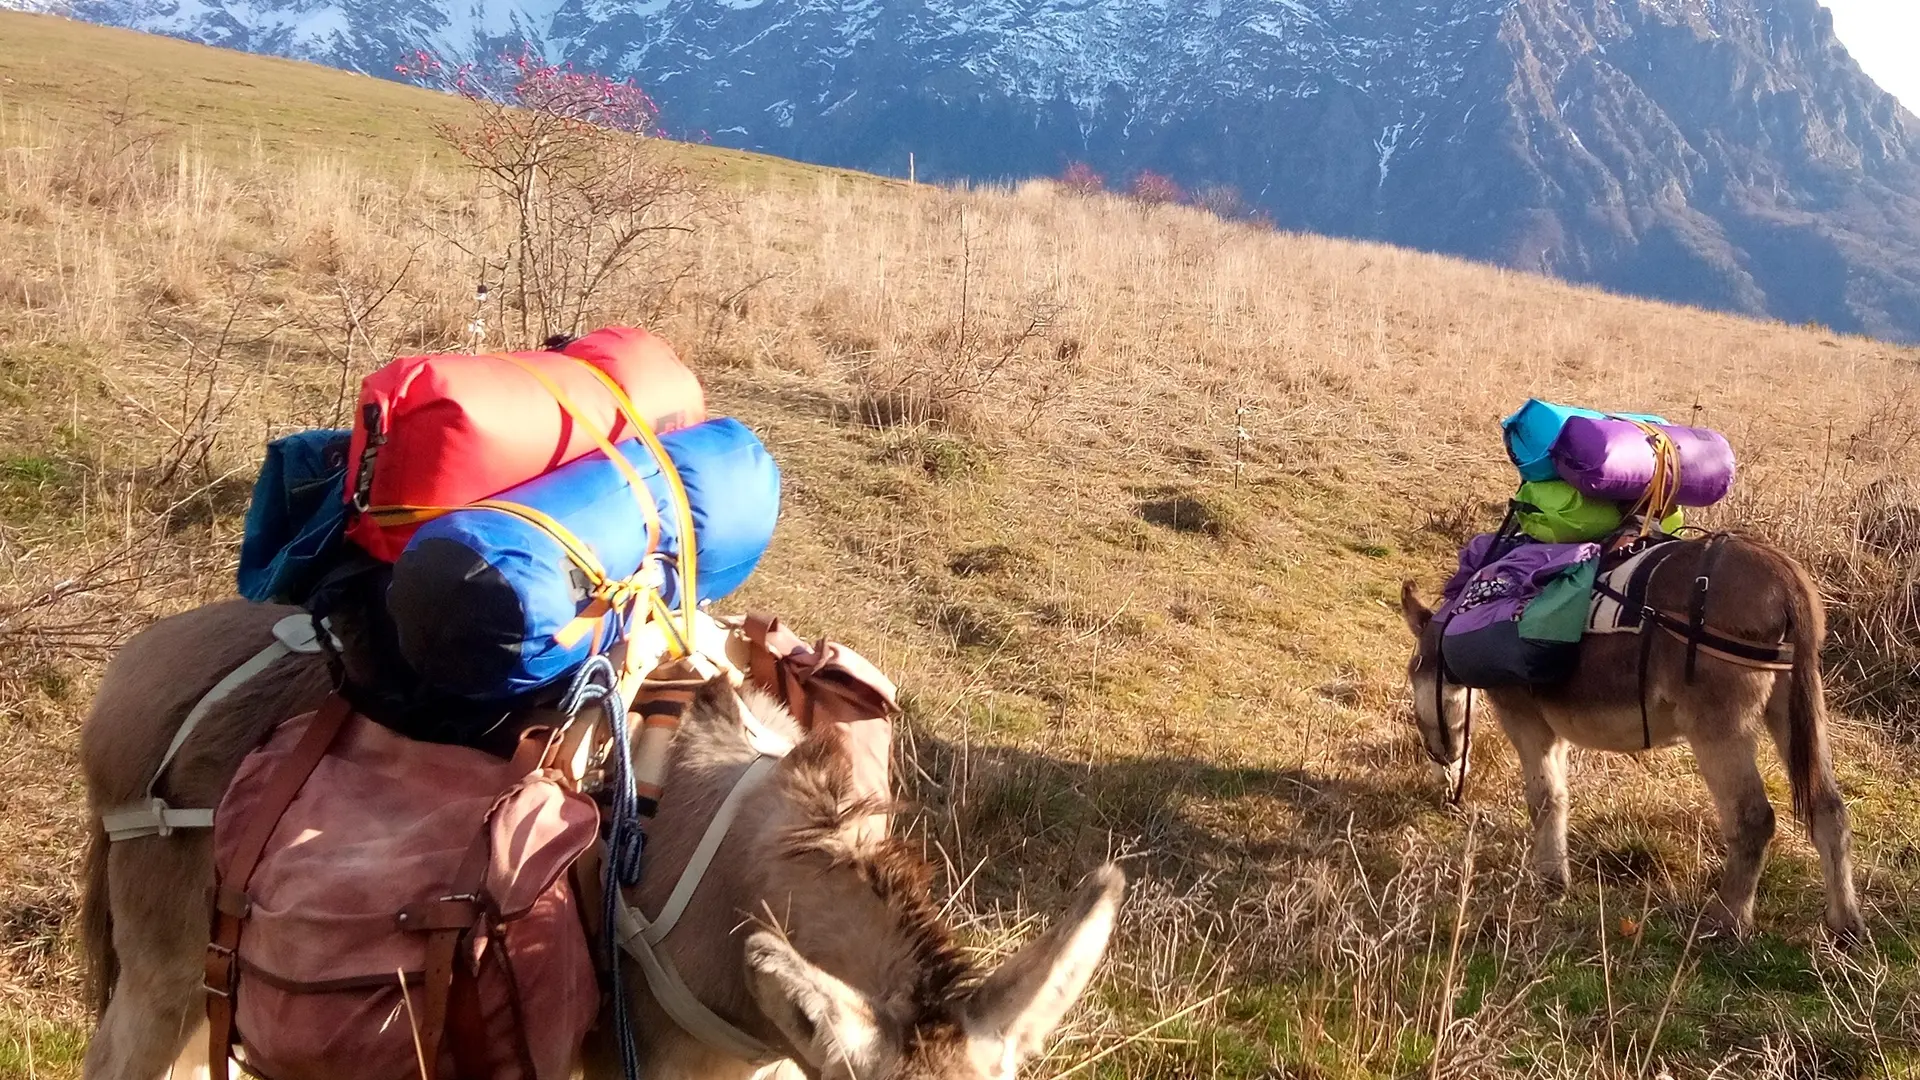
[36,0,1920,341]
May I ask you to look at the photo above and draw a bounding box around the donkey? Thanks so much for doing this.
[1398,534,1863,941]
[80,599,1125,1079]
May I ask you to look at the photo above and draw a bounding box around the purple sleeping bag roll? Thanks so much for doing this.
[1552,417,1735,507]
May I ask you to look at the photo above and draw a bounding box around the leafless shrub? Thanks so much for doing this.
[429,52,711,344]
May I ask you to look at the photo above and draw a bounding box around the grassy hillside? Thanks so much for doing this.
[0,13,880,188]
[7,11,1920,1078]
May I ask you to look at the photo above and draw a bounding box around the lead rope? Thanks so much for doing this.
[559,656,645,1080]
[1431,633,1472,807]
[1455,689,1473,806]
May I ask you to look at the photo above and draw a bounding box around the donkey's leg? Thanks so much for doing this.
[165,1020,212,1080]
[1504,711,1572,889]
[1690,727,1776,938]
[83,839,213,1080]
[1762,684,1866,941]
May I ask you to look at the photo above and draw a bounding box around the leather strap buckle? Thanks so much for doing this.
[204,945,237,997]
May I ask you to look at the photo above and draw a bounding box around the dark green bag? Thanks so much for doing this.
[1517,558,1599,644]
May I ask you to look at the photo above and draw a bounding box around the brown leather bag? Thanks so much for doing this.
[205,696,601,1080]
[735,613,897,813]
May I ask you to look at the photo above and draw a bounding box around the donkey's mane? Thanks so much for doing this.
[775,732,979,1026]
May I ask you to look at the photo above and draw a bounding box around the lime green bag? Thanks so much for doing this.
[1512,480,1681,543]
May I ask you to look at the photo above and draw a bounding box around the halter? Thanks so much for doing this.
[602,675,796,1068]
[1427,627,1473,807]
[612,750,785,1065]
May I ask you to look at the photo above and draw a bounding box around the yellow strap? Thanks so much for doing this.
[362,498,615,605]
[489,353,664,558]
[647,589,692,659]
[565,358,701,646]
[363,351,705,661]
[363,503,457,527]
[1627,419,1682,535]
[364,357,664,552]
[468,499,609,582]
[382,494,625,653]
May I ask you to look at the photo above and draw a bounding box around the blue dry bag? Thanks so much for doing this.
[386,418,780,700]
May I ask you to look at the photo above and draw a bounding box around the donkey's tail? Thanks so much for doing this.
[1776,547,1830,825]
[81,819,117,1018]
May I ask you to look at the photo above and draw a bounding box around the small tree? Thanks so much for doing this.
[1059,160,1105,195]
[1129,170,1183,206]
[401,49,706,343]
[1191,183,1250,220]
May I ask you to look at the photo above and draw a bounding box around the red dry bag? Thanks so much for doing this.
[344,326,705,561]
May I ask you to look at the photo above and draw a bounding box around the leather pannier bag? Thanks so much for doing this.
[205,696,601,1080]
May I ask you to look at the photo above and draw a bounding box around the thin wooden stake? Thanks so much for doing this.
[1430,811,1478,1080]
[1598,868,1617,1066]
[398,968,431,1080]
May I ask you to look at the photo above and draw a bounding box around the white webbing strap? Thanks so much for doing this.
[101,614,325,842]
[615,752,782,1065]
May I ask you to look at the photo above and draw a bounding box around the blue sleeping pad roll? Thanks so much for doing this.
[387,418,780,701]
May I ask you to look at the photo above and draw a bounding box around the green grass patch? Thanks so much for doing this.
[0,1015,87,1080]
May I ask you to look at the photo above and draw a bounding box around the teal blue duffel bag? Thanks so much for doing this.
[1502,399,1667,482]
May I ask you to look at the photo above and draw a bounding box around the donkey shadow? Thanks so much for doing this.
[893,727,1436,896]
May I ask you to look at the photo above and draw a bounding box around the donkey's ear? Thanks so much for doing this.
[963,864,1125,1079]
[744,930,888,1075]
[1400,581,1433,637]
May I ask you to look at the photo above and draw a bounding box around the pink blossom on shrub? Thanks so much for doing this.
[1129,170,1184,206]
[1060,160,1105,195]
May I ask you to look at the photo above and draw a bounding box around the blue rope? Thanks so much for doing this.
[559,656,645,1080]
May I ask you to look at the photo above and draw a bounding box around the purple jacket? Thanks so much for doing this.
[1438,535,1600,635]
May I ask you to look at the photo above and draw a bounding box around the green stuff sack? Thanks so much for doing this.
[1512,480,1685,542]
[1517,557,1599,644]
[1513,480,1623,542]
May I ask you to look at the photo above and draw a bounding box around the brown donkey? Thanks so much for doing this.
[1399,535,1863,941]
[81,600,1126,1079]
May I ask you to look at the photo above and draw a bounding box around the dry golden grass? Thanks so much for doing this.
[7,15,1920,1079]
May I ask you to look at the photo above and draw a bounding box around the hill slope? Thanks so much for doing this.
[36,0,1920,342]
[7,13,1920,1079]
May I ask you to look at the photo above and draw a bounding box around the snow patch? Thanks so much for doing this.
[1374,122,1404,188]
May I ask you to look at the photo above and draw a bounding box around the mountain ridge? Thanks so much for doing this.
[31,0,1920,341]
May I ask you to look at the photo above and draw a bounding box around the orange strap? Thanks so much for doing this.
[488,354,664,557]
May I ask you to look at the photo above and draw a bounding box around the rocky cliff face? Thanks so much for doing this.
[44,0,1920,340]
[1442,0,1920,336]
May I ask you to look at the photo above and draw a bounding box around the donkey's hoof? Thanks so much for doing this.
[1701,901,1755,942]
[1826,910,1870,949]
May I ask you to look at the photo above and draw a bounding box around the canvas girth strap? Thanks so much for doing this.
[103,614,327,842]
